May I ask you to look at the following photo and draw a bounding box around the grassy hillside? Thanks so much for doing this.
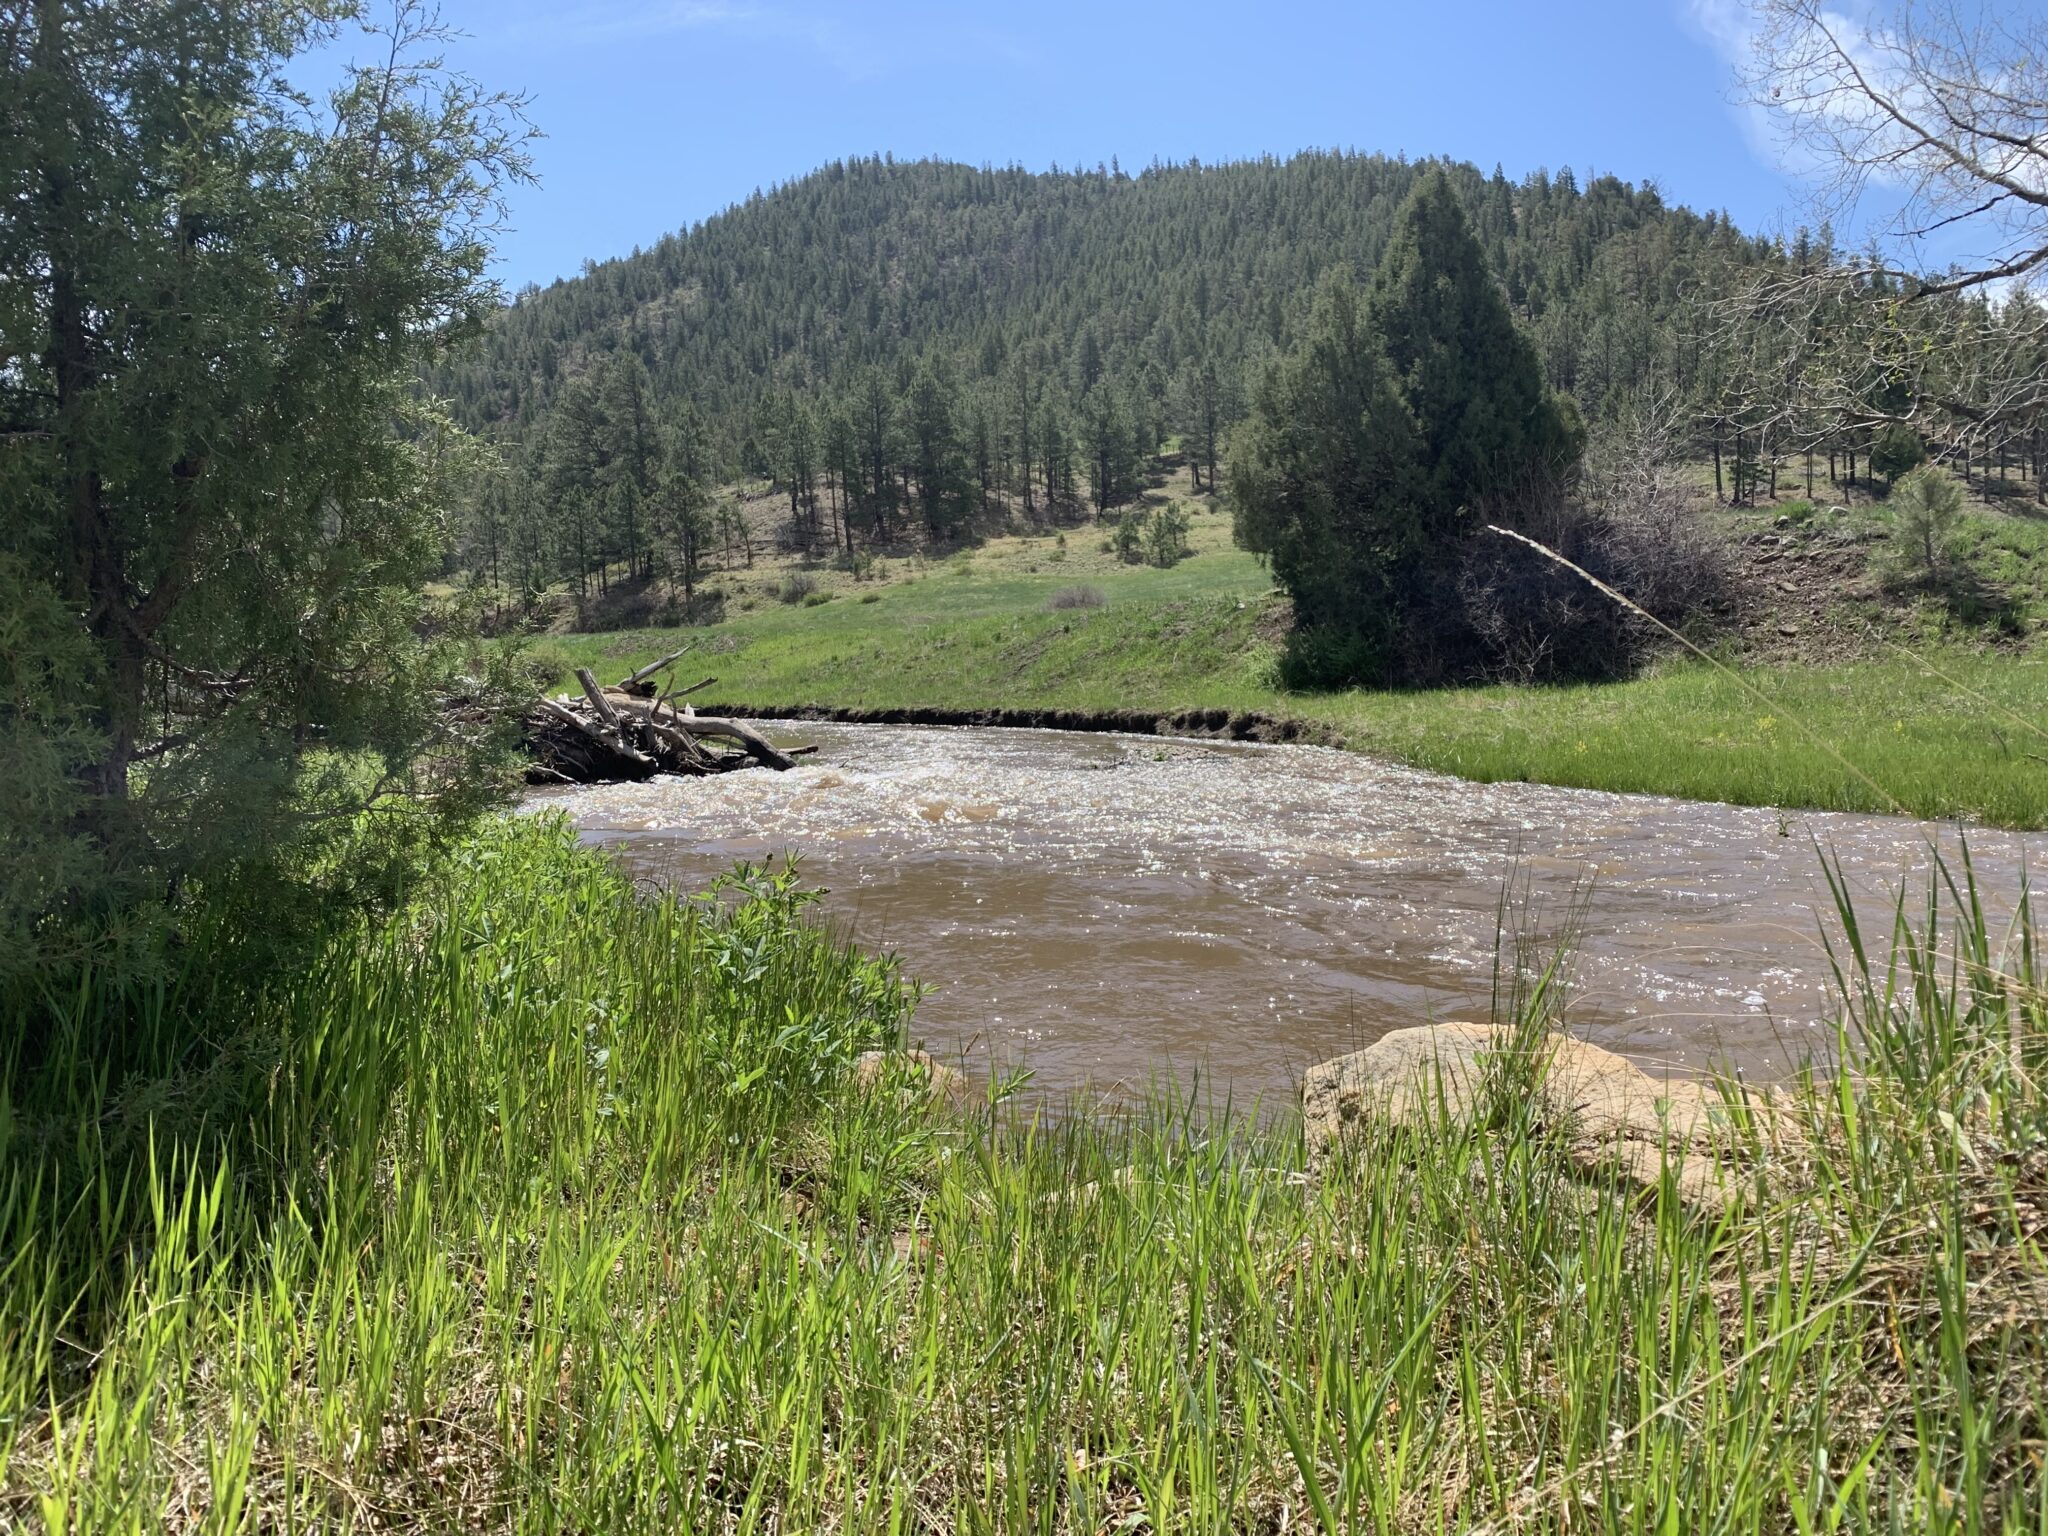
[529,485,2048,829]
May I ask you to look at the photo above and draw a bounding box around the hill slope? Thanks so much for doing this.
[442,151,1779,461]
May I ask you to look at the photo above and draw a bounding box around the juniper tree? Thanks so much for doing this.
[1230,273,1426,660]
[1366,170,1583,536]
[0,0,532,980]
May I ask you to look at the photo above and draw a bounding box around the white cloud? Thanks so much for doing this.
[1680,0,1858,180]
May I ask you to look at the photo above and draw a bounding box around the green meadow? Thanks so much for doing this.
[535,505,2048,828]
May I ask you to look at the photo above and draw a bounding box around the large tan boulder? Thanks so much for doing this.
[1302,1023,1795,1209]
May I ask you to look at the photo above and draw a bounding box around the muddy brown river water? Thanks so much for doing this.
[541,722,2045,1105]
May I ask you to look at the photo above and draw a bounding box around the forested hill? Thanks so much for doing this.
[439,151,1782,469]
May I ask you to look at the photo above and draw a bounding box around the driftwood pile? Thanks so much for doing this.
[523,648,809,784]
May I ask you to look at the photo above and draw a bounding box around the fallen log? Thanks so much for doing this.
[619,646,694,690]
[604,695,799,770]
[575,668,623,730]
[522,684,806,783]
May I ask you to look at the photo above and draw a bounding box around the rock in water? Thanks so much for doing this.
[1301,1023,1799,1210]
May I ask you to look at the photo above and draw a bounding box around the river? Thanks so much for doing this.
[539,722,2043,1104]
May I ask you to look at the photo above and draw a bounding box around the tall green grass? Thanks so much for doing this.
[3,817,2045,1530]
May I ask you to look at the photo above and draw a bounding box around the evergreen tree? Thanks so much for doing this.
[1175,356,1228,492]
[542,375,607,594]
[822,404,859,551]
[1367,170,1583,534]
[1230,272,1426,671]
[777,391,820,541]
[1870,422,1928,490]
[1010,347,1041,516]
[902,362,966,537]
[1040,400,1075,507]
[1081,386,1143,514]
[0,0,529,981]
[597,352,661,578]
[852,366,899,536]
[655,404,713,599]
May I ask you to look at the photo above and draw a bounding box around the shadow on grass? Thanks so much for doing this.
[1886,558,2027,636]
[1973,476,2048,520]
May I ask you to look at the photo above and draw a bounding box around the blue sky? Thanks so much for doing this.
[314,0,1917,290]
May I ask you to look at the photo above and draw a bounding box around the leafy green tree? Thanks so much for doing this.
[1366,170,1584,533]
[0,0,530,981]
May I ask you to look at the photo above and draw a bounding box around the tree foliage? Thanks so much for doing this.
[437,152,1792,593]
[0,0,531,983]
[1232,181,1595,686]
[1891,463,1966,579]
[1366,170,1584,533]
[1232,274,1428,660]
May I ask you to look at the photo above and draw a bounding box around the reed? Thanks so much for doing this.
[2,815,2044,1531]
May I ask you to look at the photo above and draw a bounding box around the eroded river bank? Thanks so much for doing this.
[540,722,2045,1104]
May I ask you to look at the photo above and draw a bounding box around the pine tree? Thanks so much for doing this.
[822,405,859,551]
[1081,387,1142,514]
[1040,401,1075,507]
[902,362,966,538]
[777,392,820,542]
[853,366,899,536]
[1175,356,1227,492]
[598,352,661,577]
[655,404,713,599]
[1011,347,1041,517]
[543,376,607,595]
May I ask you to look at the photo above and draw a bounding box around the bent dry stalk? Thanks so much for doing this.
[1488,523,1910,816]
